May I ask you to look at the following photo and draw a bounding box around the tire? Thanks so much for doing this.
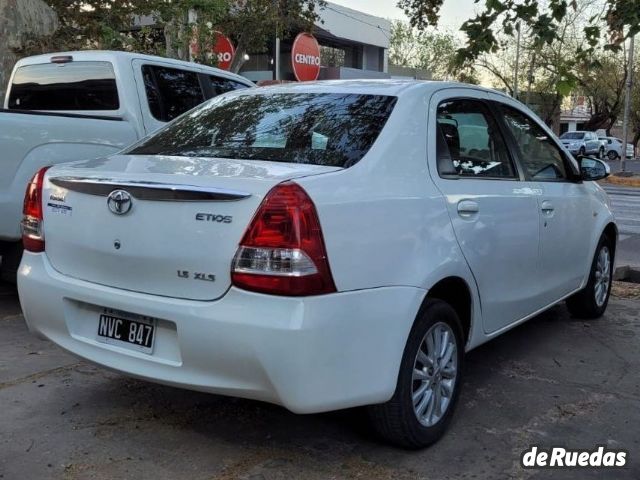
[0,241,23,284]
[607,150,618,161]
[566,235,613,319]
[578,146,586,157]
[368,299,464,449]
[599,147,605,159]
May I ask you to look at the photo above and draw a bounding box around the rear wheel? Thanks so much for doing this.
[566,235,613,319]
[607,150,618,161]
[368,299,464,449]
[0,241,23,284]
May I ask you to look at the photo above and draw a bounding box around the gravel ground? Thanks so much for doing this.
[1,282,639,480]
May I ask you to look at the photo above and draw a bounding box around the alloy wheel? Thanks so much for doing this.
[594,245,611,307]
[412,322,458,427]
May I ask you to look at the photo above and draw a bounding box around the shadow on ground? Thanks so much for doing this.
[1,283,638,480]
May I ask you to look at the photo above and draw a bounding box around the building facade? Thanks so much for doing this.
[240,2,391,82]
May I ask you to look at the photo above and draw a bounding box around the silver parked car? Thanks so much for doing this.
[559,131,602,157]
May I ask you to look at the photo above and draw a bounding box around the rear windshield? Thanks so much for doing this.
[128,93,397,168]
[560,132,585,140]
[8,61,119,111]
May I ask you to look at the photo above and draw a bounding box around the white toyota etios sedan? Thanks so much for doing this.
[18,81,616,448]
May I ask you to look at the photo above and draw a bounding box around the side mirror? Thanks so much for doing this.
[579,157,610,181]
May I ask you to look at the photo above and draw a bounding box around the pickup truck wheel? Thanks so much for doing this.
[579,146,586,157]
[0,242,23,284]
[599,147,605,159]
[607,150,618,161]
[368,299,464,449]
[566,235,613,319]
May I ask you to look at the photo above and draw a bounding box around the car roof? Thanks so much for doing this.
[227,79,513,98]
[13,50,253,86]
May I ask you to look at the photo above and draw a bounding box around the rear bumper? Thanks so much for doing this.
[18,252,425,413]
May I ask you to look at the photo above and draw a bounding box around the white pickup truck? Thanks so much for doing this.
[0,50,253,281]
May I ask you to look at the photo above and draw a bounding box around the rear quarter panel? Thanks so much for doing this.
[296,87,480,346]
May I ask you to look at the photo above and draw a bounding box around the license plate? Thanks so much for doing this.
[97,309,156,354]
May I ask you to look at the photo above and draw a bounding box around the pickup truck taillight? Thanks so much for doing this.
[231,181,336,296]
[21,167,50,253]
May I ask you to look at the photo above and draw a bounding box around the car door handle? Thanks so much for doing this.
[457,200,479,217]
[541,200,555,213]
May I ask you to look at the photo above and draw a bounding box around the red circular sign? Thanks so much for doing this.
[291,33,321,81]
[190,30,235,70]
[212,32,235,70]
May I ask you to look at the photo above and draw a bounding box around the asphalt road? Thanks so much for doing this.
[1,282,639,480]
[602,184,640,268]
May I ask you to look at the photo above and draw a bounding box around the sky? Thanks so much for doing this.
[329,0,479,31]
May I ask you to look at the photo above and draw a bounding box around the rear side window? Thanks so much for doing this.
[128,93,397,168]
[8,61,119,110]
[206,75,250,97]
[436,99,517,178]
[142,65,205,122]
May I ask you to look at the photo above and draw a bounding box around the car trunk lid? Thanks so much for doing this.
[42,154,341,301]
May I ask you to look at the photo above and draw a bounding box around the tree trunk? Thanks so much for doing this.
[632,131,640,156]
[583,112,610,132]
[230,44,247,74]
[0,0,58,98]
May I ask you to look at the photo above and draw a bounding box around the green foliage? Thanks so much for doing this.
[217,0,324,71]
[16,0,324,72]
[399,0,640,66]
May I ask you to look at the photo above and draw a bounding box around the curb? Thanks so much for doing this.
[614,266,640,283]
[602,176,640,188]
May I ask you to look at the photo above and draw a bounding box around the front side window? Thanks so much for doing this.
[142,65,205,122]
[128,93,397,168]
[501,105,571,181]
[8,61,119,111]
[436,99,517,178]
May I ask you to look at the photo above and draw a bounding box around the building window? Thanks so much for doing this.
[320,45,346,68]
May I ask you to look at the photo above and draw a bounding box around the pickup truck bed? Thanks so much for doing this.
[0,108,137,241]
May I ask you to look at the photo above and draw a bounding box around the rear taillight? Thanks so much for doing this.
[231,181,336,296]
[22,167,50,253]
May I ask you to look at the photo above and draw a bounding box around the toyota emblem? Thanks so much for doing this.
[107,190,133,215]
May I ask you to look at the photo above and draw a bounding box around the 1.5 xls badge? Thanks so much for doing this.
[177,270,215,282]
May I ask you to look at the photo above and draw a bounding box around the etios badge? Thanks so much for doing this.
[107,190,133,215]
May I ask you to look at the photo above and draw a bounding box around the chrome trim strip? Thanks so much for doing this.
[49,177,251,202]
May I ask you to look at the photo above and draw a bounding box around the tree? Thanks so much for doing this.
[398,0,640,66]
[575,51,628,132]
[139,0,325,72]
[0,0,58,97]
[218,0,324,73]
[389,20,479,81]
[470,0,632,133]
[389,20,459,79]
[14,0,324,73]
